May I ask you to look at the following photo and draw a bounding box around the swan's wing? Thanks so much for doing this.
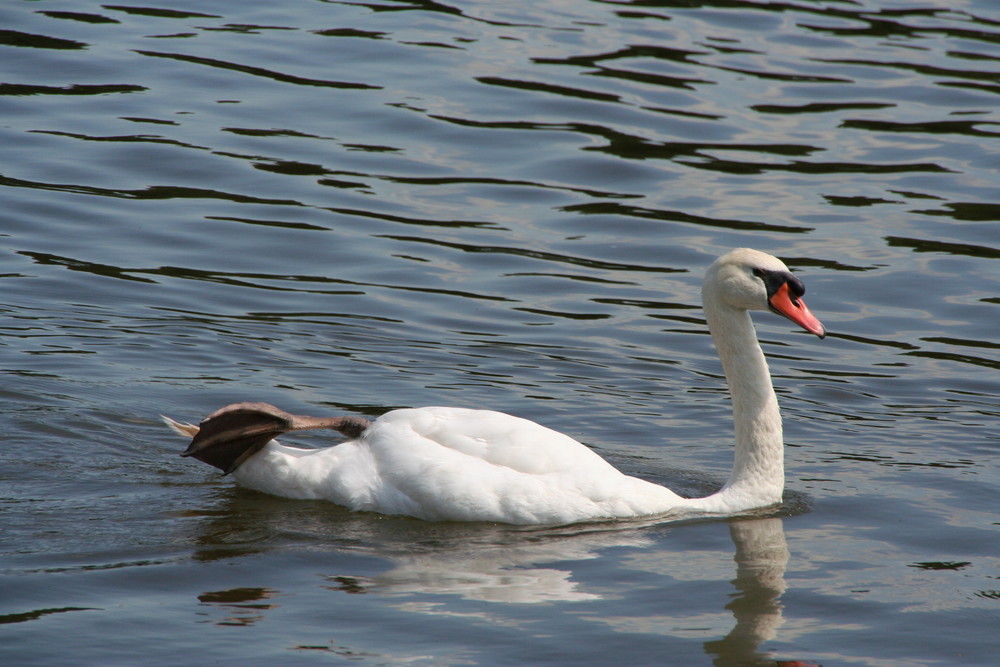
[344,406,673,524]
[370,407,620,477]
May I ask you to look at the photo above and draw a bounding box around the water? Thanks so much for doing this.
[2,0,998,664]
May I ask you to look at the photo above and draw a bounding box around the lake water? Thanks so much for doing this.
[2,0,999,664]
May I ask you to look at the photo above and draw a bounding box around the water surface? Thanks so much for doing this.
[2,1,999,665]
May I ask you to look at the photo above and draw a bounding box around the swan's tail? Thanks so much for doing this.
[161,415,200,438]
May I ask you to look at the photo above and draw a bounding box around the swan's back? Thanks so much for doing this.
[372,407,616,475]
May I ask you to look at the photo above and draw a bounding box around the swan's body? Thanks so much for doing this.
[165,248,825,525]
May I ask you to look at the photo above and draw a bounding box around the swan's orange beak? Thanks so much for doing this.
[769,282,826,338]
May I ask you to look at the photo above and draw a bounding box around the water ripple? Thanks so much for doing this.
[2,1,1000,665]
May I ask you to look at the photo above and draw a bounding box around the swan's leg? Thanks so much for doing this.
[171,402,372,475]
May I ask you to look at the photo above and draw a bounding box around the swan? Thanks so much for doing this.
[164,248,825,525]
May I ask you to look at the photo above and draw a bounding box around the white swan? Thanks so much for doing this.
[164,248,825,525]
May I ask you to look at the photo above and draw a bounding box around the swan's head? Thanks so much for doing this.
[704,248,825,338]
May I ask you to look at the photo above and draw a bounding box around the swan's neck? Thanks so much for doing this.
[693,299,784,512]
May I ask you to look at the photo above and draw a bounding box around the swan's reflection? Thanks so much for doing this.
[319,524,650,604]
[189,491,796,663]
[706,518,789,666]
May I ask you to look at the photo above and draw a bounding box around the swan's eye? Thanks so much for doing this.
[752,268,768,279]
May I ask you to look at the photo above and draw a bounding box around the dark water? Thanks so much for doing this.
[2,0,999,664]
